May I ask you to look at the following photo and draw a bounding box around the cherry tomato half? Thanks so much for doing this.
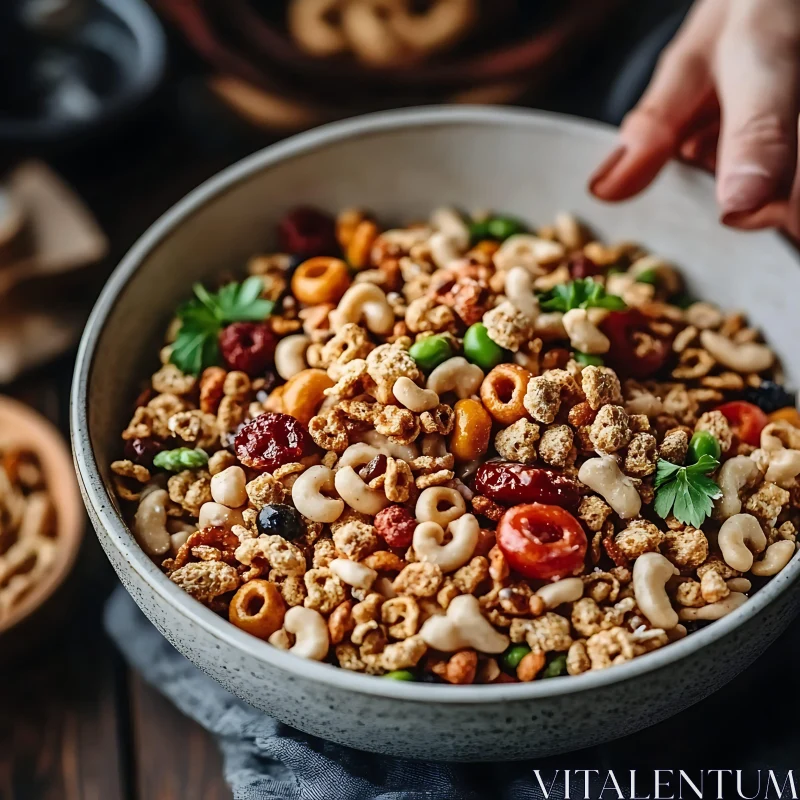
[600,309,670,379]
[716,401,768,447]
[496,503,588,580]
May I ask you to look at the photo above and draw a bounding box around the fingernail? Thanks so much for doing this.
[719,164,776,216]
[589,146,627,194]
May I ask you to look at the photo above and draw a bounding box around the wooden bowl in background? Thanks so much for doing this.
[0,396,84,639]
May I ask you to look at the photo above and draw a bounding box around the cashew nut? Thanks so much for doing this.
[628,255,682,295]
[133,488,171,556]
[415,486,466,527]
[340,0,408,67]
[329,558,378,590]
[718,514,767,572]
[280,606,330,661]
[562,308,611,355]
[714,455,761,520]
[275,334,311,381]
[764,448,800,487]
[291,465,344,523]
[633,552,679,630]
[426,356,483,399]
[666,624,688,642]
[750,540,796,577]
[679,592,748,621]
[428,232,463,269]
[685,301,723,329]
[198,501,244,530]
[330,283,394,335]
[699,330,774,373]
[536,577,584,609]
[726,577,752,593]
[334,465,389,515]
[534,311,567,339]
[287,0,348,58]
[577,456,642,519]
[419,594,509,653]
[412,513,479,573]
[504,266,539,318]
[553,211,585,250]
[429,207,470,250]
[391,0,477,54]
[761,421,800,452]
[210,465,247,508]
[493,234,564,274]
[357,430,419,461]
[337,443,383,470]
[393,376,439,412]
[377,227,432,251]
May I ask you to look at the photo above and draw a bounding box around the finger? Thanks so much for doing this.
[715,0,800,219]
[590,0,723,201]
[722,200,789,230]
[679,120,720,165]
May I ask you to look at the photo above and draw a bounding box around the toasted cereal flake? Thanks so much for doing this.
[169,561,239,604]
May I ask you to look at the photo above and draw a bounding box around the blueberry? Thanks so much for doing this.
[256,503,304,540]
[743,380,796,414]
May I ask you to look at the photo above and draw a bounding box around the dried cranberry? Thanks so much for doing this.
[374,506,416,549]
[124,437,163,468]
[278,207,338,258]
[234,412,313,471]
[600,309,670,379]
[568,253,602,279]
[219,322,276,376]
[474,462,580,509]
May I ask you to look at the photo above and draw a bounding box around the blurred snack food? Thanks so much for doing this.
[154,0,627,131]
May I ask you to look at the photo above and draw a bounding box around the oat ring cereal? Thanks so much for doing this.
[111,205,799,684]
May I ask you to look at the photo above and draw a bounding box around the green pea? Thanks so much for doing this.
[463,323,508,371]
[468,219,492,242]
[408,334,453,372]
[688,430,721,464]
[542,653,568,679]
[486,216,526,241]
[574,351,604,367]
[501,644,531,672]
[635,268,659,285]
[383,670,415,681]
[153,447,209,472]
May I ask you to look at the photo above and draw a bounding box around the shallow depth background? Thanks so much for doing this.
[7,1,800,798]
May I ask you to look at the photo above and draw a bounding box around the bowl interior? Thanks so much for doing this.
[0,396,84,634]
[76,106,800,697]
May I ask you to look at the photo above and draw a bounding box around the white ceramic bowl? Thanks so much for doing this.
[71,107,800,760]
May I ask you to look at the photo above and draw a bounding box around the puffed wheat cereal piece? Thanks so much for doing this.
[393,562,443,597]
[482,301,535,352]
[538,425,574,468]
[694,410,733,454]
[494,419,541,464]
[662,527,709,568]
[659,428,689,465]
[366,344,422,404]
[333,520,379,561]
[523,376,561,424]
[577,496,613,532]
[624,432,658,477]
[614,519,664,559]
[509,613,573,653]
[590,405,632,453]
[581,365,623,411]
[169,561,239,604]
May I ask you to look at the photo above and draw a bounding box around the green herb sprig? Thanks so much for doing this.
[653,454,722,528]
[170,277,273,375]
[538,278,626,313]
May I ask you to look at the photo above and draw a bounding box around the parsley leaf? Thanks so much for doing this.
[538,278,626,313]
[170,277,274,375]
[653,455,722,528]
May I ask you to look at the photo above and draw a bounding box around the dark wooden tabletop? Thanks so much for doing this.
[9,6,797,798]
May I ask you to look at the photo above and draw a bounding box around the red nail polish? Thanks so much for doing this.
[588,146,627,194]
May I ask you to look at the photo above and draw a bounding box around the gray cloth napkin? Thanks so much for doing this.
[104,587,573,800]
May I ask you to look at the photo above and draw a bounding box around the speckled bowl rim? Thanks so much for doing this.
[71,106,800,705]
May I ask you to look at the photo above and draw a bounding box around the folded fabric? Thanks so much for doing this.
[105,587,573,800]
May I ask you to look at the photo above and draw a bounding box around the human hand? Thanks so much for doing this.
[588,0,800,237]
